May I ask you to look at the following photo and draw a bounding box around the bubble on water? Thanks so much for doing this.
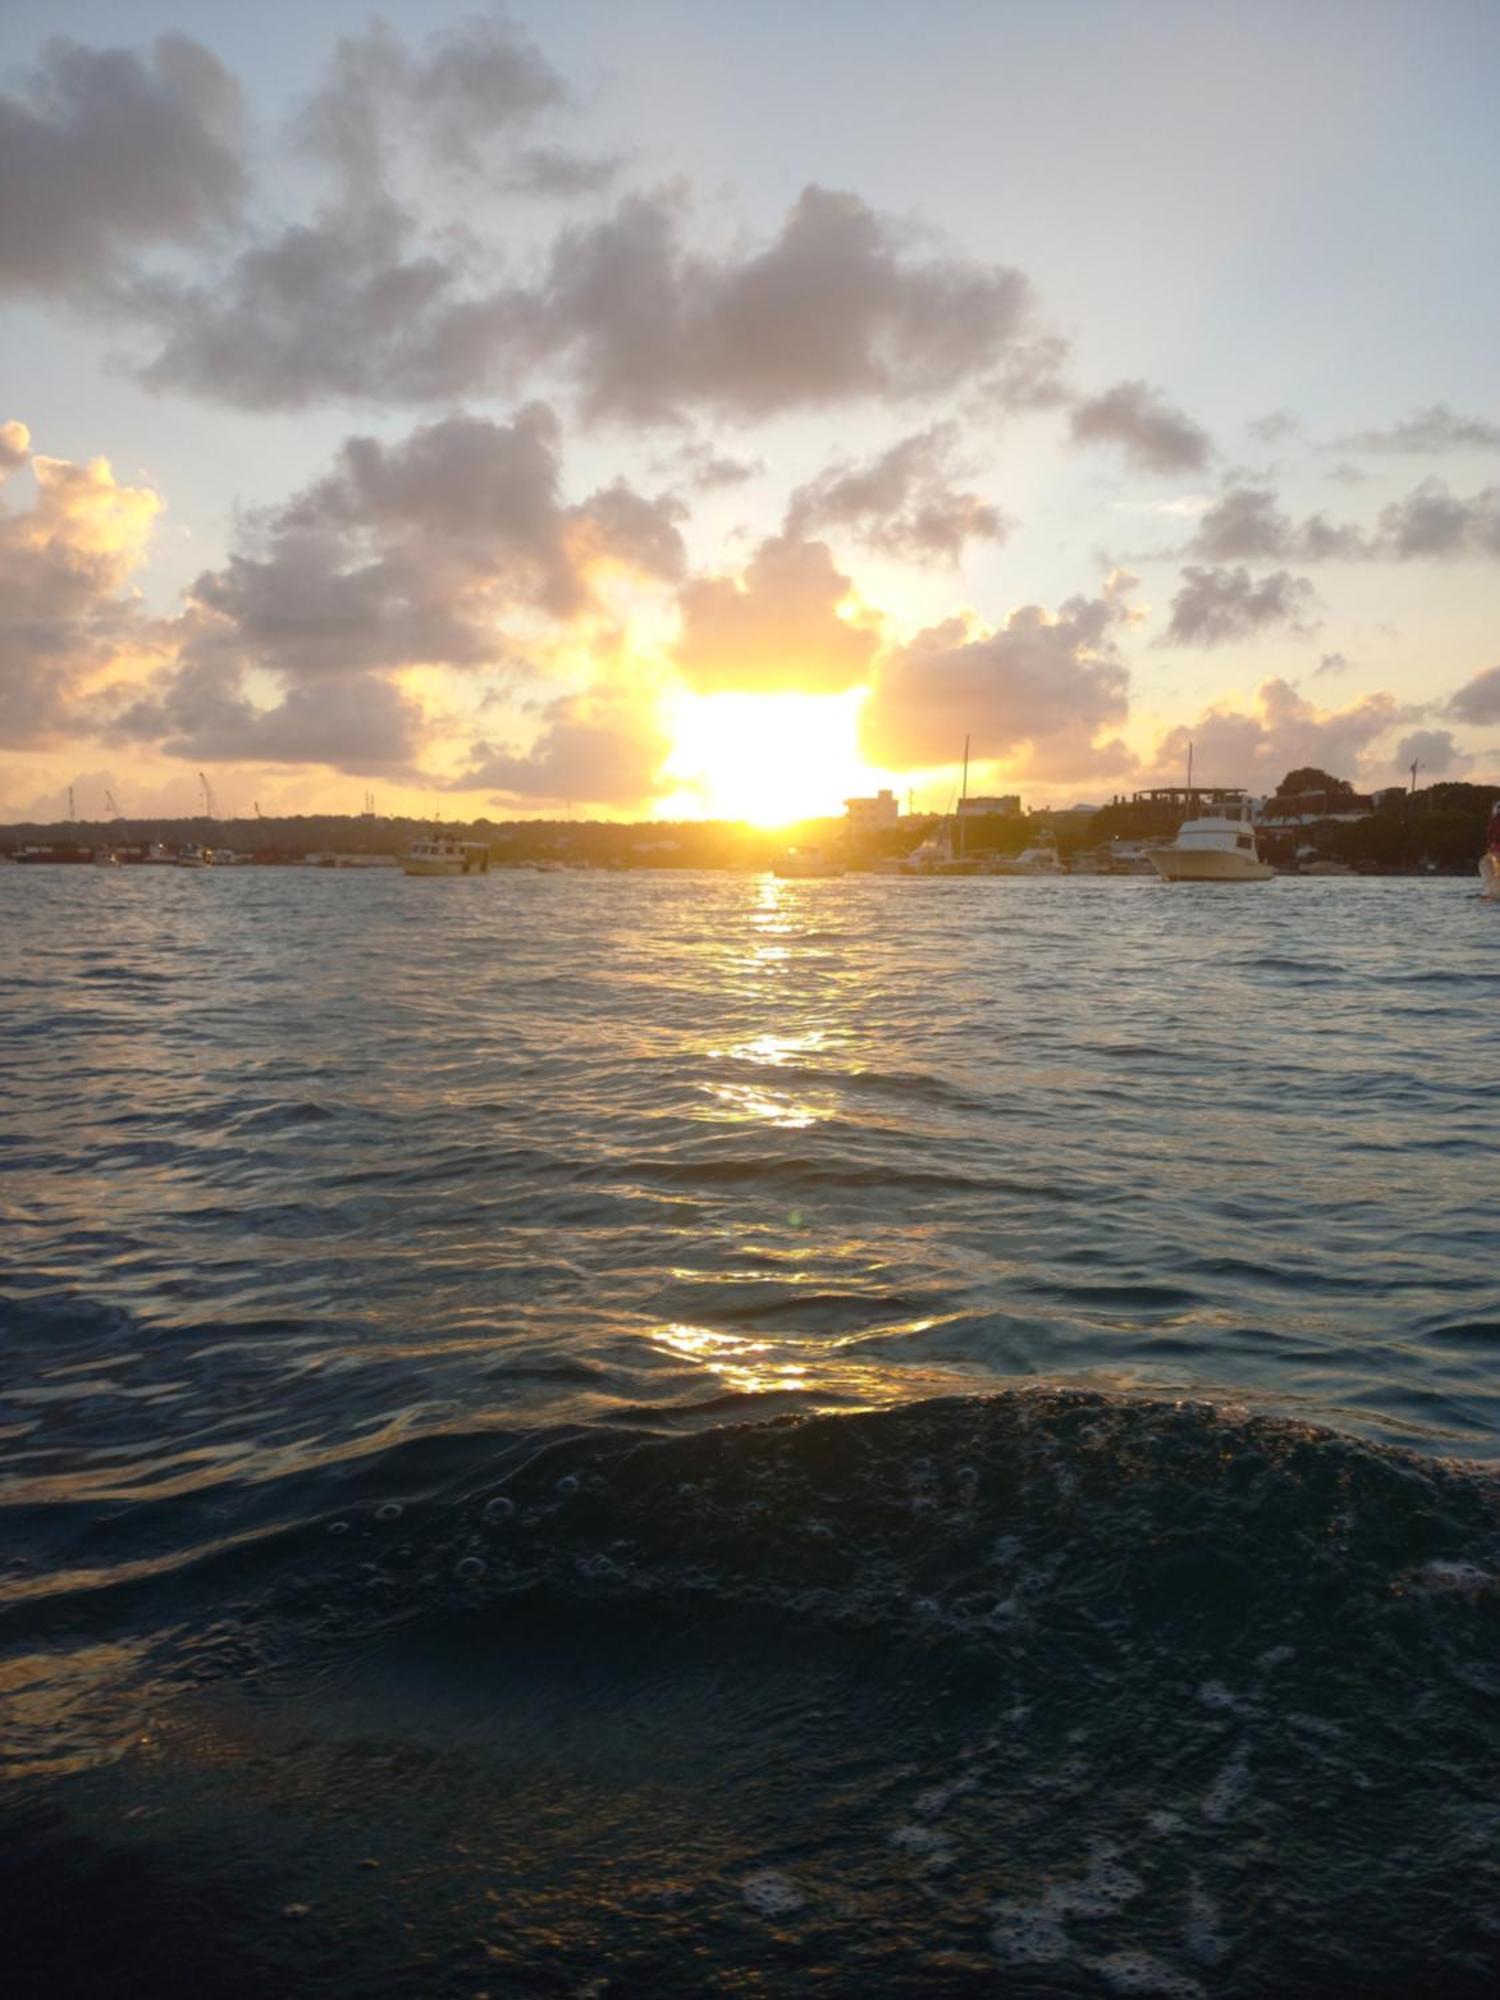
[990,1902,1069,1965]
[481,1497,515,1526]
[741,1870,804,1917]
[889,1824,956,1870]
[1092,1951,1205,1997]
[1196,1679,1237,1710]
[556,1474,580,1497]
[1055,1849,1143,1918]
[454,1556,487,1584]
[1183,1879,1229,1966]
[1201,1744,1252,1823]
[1146,1810,1185,1836]
[326,1520,350,1536]
[1287,1711,1343,1741]
[282,1902,311,1920]
[374,1502,403,1523]
[1256,1643,1296,1671]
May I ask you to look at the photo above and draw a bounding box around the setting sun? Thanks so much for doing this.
[660,688,890,824]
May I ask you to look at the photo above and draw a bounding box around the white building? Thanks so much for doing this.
[844,789,900,829]
[956,794,1022,819]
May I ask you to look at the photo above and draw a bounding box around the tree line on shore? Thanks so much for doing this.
[4,770,1496,872]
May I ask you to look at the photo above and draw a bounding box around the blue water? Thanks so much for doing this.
[3,868,1499,1996]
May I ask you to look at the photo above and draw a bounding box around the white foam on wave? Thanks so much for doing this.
[740,1870,804,1917]
[1200,1742,1252,1823]
[990,1844,1144,1967]
[1091,1948,1205,1997]
[1183,1879,1229,1965]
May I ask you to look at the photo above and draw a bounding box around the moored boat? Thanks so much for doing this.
[1480,801,1500,899]
[403,834,490,876]
[1150,815,1274,883]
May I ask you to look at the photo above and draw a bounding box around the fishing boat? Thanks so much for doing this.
[1150,814,1274,883]
[1480,801,1500,899]
[403,834,490,876]
[986,835,1064,876]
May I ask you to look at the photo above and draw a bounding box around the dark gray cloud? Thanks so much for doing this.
[1313,650,1352,677]
[133,180,1053,419]
[1163,566,1320,647]
[1375,480,1500,559]
[106,657,425,773]
[1447,663,1500,726]
[453,685,671,805]
[1186,487,1367,563]
[1335,404,1500,455]
[1177,480,1500,565]
[541,184,1041,423]
[674,534,879,695]
[861,575,1135,772]
[0,33,247,297]
[131,194,537,410]
[785,423,1009,566]
[0,440,161,746]
[296,12,568,185]
[1326,461,1372,487]
[179,405,684,682]
[1070,380,1212,473]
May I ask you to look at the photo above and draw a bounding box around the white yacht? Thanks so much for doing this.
[1480,802,1500,899]
[403,834,490,877]
[1150,815,1274,883]
[986,838,1064,877]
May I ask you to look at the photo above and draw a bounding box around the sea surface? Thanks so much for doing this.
[2,866,1499,1997]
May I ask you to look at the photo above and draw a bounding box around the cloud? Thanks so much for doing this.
[179,404,684,684]
[1394,727,1468,778]
[1334,404,1500,455]
[1313,650,1352,677]
[0,421,32,475]
[1162,566,1320,647]
[1150,677,1405,790]
[131,193,538,410]
[541,183,1043,423]
[500,147,622,200]
[1447,663,1500,726]
[101,407,683,775]
[1374,480,1500,559]
[107,658,426,774]
[653,439,765,490]
[1247,410,1301,445]
[860,573,1136,774]
[1326,461,1372,487]
[453,684,672,806]
[0,437,162,745]
[0,34,246,297]
[785,423,1009,565]
[673,534,879,694]
[1070,380,1212,473]
[295,12,569,185]
[1185,487,1367,563]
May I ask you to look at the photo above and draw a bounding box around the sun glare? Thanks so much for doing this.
[662,689,887,825]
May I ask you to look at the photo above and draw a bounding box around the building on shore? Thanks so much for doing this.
[844,789,900,829]
[956,794,1021,820]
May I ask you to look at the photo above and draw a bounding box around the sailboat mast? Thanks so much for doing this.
[958,734,970,859]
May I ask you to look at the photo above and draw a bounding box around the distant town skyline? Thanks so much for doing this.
[4,0,1500,825]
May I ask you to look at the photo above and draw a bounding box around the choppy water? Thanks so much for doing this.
[2,867,1498,1997]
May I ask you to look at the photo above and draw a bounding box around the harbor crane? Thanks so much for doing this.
[199,771,217,820]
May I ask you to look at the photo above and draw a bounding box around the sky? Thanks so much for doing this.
[3,0,1499,826]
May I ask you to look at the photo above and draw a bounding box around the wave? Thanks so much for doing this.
[4,1393,1499,1996]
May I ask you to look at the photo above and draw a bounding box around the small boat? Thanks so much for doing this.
[986,837,1064,877]
[403,834,490,877]
[1480,802,1500,900]
[1150,815,1274,883]
[773,845,846,879]
[173,845,211,868]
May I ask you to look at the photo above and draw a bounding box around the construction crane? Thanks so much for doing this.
[253,800,264,819]
[199,771,217,820]
[105,790,120,820]
[67,784,76,821]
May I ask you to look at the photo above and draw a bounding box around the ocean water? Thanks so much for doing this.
[2,866,1498,1997]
